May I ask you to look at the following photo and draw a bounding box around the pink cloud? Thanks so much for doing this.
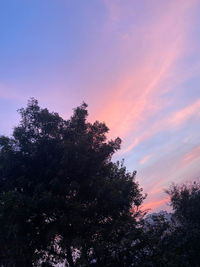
[178,145,200,170]
[139,143,200,212]
[148,179,166,195]
[170,99,200,127]
[142,197,170,212]
[140,154,152,165]
[121,98,200,154]
[92,0,198,146]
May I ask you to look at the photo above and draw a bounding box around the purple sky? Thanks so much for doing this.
[1,0,200,211]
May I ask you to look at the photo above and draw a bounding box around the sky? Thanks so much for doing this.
[0,0,200,212]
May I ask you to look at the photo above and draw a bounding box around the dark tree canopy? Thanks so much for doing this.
[163,182,200,266]
[0,99,145,266]
[142,182,200,267]
[167,182,200,225]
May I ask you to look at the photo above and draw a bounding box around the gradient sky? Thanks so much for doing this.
[1,0,200,212]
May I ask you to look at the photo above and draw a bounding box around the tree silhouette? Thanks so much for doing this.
[163,182,200,266]
[0,99,145,266]
[141,182,200,267]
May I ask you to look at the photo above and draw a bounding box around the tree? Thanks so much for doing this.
[141,182,200,267]
[163,182,200,266]
[0,98,145,266]
[166,182,200,226]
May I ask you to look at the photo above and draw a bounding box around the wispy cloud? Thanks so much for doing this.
[180,145,200,168]
[139,141,200,212]
[142,197,170,211]
[121,98,200,154]
[94,0,198,146]
[140,154,152,165]
[170,100,200,128]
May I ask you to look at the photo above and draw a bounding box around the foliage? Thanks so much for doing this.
[166,182,200,225]
[142,182,200,267]
[163,182,200,266]
[0,99,145,266]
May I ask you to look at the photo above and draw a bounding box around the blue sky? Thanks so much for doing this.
[1,0,200,211]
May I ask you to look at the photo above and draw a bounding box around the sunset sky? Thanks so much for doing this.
[1,0,200,212]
